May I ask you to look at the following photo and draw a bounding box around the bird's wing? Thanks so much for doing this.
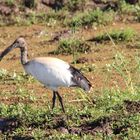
[69,65,92,91]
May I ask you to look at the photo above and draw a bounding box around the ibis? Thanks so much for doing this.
[0,37,92,112]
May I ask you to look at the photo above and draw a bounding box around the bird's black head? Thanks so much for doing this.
[0,37,27,61]
[10,37,27,49]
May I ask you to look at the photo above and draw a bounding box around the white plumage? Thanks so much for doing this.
[0,37,91,112]
[24,57,74,91]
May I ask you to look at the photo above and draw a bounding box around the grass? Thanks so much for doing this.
[52,39,91,55]
[89,28,136,43]
[0,69,34,85]
[0,88,140,139]
[0,52,140,139]
[80,64,96,73]
[0,10,68,26]
[0,8,115,27]
[66,0,85,11]
[118,0,140,15]
[116,0,140,22]
[0,69,8,79]
[68,9,115,28]
[5,0,15,6]
[14,12,49,26]
[0,0,140,27]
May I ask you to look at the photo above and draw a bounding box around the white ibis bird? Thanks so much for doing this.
[0,37,91,112]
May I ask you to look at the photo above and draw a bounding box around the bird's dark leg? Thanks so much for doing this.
[56,91,65,113]
[52,91,56,110]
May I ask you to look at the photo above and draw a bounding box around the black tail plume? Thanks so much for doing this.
[69,65,92,91]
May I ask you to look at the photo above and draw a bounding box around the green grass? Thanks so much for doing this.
[66,0,85,11]
[5,0,15,6]
[0,52,140,139]
[116,0,140,22]
[90,28,136,43]
[118,0,140,15]
[0,88,140,139]
[68,9,115,28]
[0,0,140,27]
[52,39,91,55]
[80,64,96,73]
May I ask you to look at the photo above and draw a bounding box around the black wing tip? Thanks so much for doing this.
[69,65,92,92]
[87,82,92,90]
[83,80,92,92]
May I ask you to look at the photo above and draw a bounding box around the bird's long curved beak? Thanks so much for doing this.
[0,42,17,61]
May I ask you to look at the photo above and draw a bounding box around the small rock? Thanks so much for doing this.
[58,127,69,134]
